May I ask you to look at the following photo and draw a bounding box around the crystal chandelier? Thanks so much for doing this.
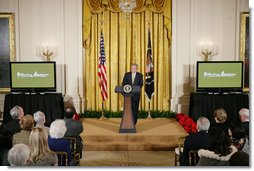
[119,0,136,13]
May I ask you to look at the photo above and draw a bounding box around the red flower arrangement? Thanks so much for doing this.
[176,113,198,134]
[72,113,80,120]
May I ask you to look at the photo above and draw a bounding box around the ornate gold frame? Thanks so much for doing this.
[0,13,15,92]
[240,12,249,92]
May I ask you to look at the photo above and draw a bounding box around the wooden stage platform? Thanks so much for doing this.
[81,118,187,151]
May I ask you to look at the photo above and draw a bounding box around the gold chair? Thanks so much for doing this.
[63,137,80,165]
[55,151,68,166]
[174,136,185,166]
[188,150,199,166]
[63,137,77,155]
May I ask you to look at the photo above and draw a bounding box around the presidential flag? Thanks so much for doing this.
[98,31,108,101]
[145,30,154,101]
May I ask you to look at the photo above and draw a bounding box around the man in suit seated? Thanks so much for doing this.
[64,107,83,157]
[1,106,24,134]
[0,106,24,165]
[238,108,249,137]
[180,117,212,166]
[122,63,143,125]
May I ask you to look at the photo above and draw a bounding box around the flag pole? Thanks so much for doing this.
[99,16,107,120]
[147,101,152,119]
[146,21,152,120]
[99,101,107,120]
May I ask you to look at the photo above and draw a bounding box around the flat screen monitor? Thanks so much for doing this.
[196,61,243,92]
[10,62,56,92]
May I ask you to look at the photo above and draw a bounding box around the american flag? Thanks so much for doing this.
[145,29,154,101]
[98,32,108,101]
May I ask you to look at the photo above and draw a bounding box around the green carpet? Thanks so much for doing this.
[80,151,175,166]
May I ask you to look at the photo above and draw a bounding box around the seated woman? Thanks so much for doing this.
[28,127,58,166]
[33,111,50,134]
[48,119,75,166]
[209,108,229,136]
[8,144,30,166]
[12,115,34,146]
[197,127,238,166]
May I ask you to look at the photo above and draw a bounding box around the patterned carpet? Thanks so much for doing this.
[80,151,175,166]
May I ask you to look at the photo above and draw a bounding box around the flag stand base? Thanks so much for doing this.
[99,101,107,120]
[146,111,153,119]
[99,115,107,120]
[146,101,153,119]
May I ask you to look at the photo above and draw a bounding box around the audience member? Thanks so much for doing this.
[33,111,50,134]
[229,124,247,151]
[0,106,25,165]
[238,108,249,137]
[48,119,76,166]
[28,127,58,166]
[1,106,24,134]
[229,151,249,166]
[197,127,237,166]
[64,107,83,156]
[8,144,30,166]
[180,117,212,166]
[209,108,229,136]
[12,115,34,146]
[63,95,74,110]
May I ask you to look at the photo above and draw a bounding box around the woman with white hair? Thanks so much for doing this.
[48,119,74,165]
[8,144,30,166]
[33,111,49,134]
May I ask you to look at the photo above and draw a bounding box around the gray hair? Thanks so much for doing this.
[49,119,67,139]
[239,108,249,121]
[8,144,30,166]
[10,106,23,119]
[131,63,138,67]
[33,111,46,125]
[197,117,210,131]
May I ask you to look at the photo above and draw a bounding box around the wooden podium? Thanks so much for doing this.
[115,85,140,133]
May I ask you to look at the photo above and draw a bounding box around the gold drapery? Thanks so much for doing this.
[83,0,172,111]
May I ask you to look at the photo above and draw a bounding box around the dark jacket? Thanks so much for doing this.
[241,122,249,137]
[64,119,83,155]
[209,123,229,136]
[1,119,21,135]
[122,72,143,101]
[180,131,212,166]
[64,119,83,137]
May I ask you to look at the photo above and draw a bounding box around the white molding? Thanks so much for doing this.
[249,0,253,9]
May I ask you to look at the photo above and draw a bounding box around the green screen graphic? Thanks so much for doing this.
[198,63,242,88]
[11,63,55,88]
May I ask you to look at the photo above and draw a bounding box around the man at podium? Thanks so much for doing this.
[122,64,143,125]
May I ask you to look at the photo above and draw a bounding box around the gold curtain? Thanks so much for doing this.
[83,0,172,111]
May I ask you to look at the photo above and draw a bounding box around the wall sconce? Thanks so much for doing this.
[198,42,218,61]
[36,44,58,61]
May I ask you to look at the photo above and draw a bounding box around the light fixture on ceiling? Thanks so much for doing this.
[119,0,136,13]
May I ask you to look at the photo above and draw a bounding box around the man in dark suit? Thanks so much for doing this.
[0,106,24,134]
[180,117,212,166]
[64,107,84,157]
[0,106,24,165]
[122,64,143,125]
